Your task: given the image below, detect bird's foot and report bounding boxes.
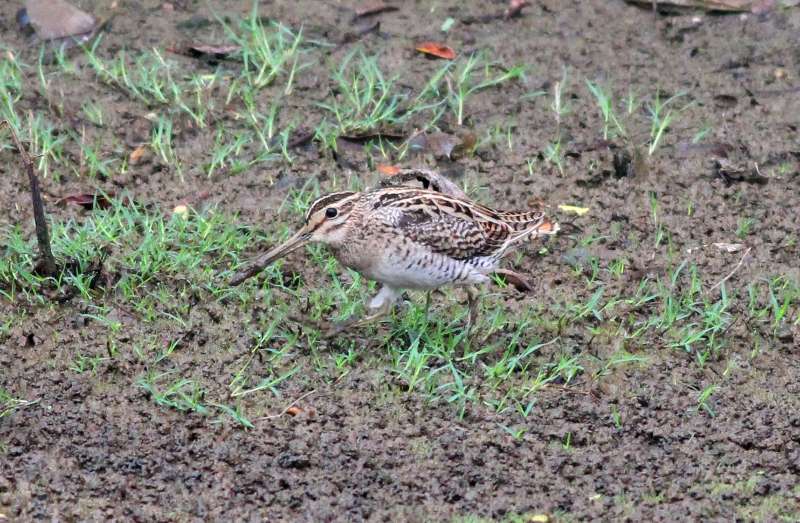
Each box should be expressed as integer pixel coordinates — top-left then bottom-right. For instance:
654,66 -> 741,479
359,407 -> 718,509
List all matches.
322,299 -> 397,338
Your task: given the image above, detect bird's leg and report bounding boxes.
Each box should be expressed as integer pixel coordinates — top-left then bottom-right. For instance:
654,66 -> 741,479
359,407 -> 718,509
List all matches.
424,291 -> 432,320
356,287 -> 397,325
325,285 -> 400,336
465,285 -> 480,337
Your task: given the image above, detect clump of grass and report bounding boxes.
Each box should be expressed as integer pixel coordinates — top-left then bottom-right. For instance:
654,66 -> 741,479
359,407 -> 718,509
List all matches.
222,6 -> 307,92
0,387 -> 39,419
647,90 -> 687,156
316,50 -> 405,146
150,115 -> 182,180
84,41 -> 216,128
585,79 -> 626,140
445,53 -> 525,126
580,80 -> 694,159
543,68 -> 569,174
0,197 -> 254,306
1,55 -> 68,178
137,371 -> 209,414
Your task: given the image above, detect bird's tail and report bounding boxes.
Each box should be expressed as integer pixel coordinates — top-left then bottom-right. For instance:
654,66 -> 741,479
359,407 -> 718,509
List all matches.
533,217 -> 559,236
498,215 -> 559,256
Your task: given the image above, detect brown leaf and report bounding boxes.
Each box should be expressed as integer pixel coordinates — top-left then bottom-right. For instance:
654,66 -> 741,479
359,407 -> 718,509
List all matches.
339,130 -> 407,142
427,132 -> 460,158
354,1 -> 398,17
186,43 -> 240,59
625,0 -> 775,12
415,42 -> 456,60
22,0 -> 96,40
492,269 -> 534,292
341,20 -> 381,44
57,193 -> 114,210
452,132 -> 476,158
129,145 -> 147,164
505,0 -> 530,18
408,131 -> 475,159
376,164 -> 401,176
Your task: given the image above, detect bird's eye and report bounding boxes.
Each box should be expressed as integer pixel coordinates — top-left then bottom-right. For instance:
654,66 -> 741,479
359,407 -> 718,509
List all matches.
325,207 -> 338,218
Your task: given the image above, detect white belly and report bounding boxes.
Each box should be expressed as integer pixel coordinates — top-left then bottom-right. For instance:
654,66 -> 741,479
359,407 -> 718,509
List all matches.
358,249 -> 493,290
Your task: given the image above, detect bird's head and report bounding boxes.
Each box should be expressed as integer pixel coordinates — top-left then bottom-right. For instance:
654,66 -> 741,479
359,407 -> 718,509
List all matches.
256,191 -> 360,265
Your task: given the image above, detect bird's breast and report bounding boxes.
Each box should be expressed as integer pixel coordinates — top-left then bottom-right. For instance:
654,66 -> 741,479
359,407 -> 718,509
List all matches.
331,238 -> 493,290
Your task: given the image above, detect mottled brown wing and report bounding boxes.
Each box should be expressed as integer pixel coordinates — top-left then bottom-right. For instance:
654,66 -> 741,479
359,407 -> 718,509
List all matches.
376,168 -> 468,200
372,191 -> 513,260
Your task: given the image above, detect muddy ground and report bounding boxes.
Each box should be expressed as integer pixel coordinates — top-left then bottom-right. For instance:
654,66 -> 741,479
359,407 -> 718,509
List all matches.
2,0 -> 800,521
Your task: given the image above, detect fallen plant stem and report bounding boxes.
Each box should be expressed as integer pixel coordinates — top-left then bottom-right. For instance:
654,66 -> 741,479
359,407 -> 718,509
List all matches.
543,383 -> 597,398
259,389 -> 317,421
708,247 -> 751,294
1,120 -> 57,276
0,398 -> 41,419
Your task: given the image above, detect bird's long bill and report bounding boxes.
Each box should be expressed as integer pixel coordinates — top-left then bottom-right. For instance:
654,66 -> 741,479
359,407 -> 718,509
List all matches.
229,227 -> 310,286
256,227 -> 312,267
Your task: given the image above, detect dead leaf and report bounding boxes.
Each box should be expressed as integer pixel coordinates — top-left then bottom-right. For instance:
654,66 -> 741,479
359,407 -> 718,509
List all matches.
713,94 -> 738,109
408,131 -> 475,159
624,0 -> 787,12
452,132 -> 477,158
341,19 -> 381,44
424,132 -> 460,158
558,204 -> 590,216
185,43 -> 240,59
286,406 -> 302,416
129,145 -> 147,164
57,193 -> 114,210
339,129 -> 407,142
20,0 -> 96,40
376,164 -> 401,176
354,1 -> 398,17
505,0 -> 530,17
415,42 -> 456,60
492,269 -> 534,292
535,219 -> 559,235
713,242 -> 745,253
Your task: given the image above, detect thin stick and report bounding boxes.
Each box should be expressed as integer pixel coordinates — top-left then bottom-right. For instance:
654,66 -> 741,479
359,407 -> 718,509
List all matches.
1,121 -> 57,276
258,389 -> 317,421
709,247 -> 751,293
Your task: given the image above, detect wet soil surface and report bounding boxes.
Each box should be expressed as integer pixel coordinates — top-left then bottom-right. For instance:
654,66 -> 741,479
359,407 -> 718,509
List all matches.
2,0 -> 800,521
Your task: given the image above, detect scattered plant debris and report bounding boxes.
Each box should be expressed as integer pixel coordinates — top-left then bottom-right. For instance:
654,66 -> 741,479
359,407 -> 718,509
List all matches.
1,121 -> 57,276
354,1 -> 398,18
558,204 -> 590,216
18,0 -> 98,45
415,42 -> 456,60
57,193 -> 115,211
625,0 -> 797,12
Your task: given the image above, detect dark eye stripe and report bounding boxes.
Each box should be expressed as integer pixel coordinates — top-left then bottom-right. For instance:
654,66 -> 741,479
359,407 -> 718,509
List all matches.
305,192 -> 356,222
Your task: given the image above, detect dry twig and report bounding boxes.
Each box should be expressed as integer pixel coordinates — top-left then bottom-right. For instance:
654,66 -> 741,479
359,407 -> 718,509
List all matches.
1,120 -> 57,276
258,390 -> 317,421
709,247 -> 752,293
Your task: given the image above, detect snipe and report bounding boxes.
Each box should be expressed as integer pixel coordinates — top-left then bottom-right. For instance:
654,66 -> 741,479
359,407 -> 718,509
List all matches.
231,169 -> 558,332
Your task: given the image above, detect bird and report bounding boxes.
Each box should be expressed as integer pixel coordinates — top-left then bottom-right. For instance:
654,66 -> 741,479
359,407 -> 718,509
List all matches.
231,169 -> 558,334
